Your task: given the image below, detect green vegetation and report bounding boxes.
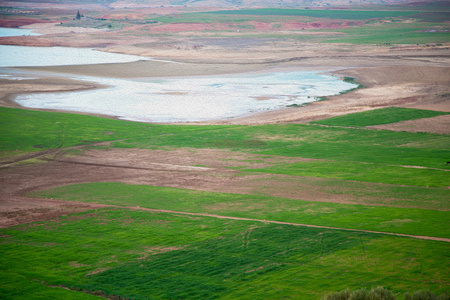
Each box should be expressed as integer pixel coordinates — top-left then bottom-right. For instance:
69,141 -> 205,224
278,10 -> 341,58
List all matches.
2,107 -> 449,185
405,290 -> 450,300
59,19 -> 124,31
323,287 -> 450,300
152,13 -> 267,24
112,123 -> 449,173
210,8 -> 420,20
247,160 -> 449,187
2,1 -> 450,298
145,7 -> 450,45
2,106 -> 449,298
322,287 -> 396,300
29,182 -> 450,238
311,107 -> 449,127
1,208 -> 449,299
326,22 -> 450,44
0,107 -> 210,155
342,76 -> 365,89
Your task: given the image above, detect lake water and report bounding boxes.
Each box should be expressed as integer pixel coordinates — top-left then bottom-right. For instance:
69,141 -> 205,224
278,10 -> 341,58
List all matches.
0,27 -> 152,67
0,45 -> 153,67
0,27 -> 40,37
14,71 -> 356,122
1,27 -> 357,122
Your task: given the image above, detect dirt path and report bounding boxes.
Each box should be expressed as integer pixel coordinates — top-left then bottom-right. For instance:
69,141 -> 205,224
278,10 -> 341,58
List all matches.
125,206 -> 450,243
2,195 -> 448,243
1,146 -> 447,216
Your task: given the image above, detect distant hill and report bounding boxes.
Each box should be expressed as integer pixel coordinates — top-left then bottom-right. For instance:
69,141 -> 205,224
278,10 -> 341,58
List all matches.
2,0 -> 440,9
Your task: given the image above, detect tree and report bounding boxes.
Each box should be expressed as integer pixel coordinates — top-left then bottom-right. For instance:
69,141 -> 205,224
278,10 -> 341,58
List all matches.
76,11 -> 81,20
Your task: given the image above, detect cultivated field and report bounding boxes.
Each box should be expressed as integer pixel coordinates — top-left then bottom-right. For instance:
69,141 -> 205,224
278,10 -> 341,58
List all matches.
1,1 -> 449,299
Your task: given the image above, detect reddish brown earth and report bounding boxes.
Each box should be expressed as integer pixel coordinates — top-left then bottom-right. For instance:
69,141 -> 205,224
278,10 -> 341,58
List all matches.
0,17 -> 49,28
1,145 -> 448,230
141,20 -> 362,33
0,35 -> 57,46
368,114 -> 450,134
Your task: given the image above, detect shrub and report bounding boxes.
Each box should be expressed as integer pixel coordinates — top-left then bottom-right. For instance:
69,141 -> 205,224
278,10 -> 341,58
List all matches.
323,288 -> 449,300
404,290 -> 450,300
323,287 -> 394,300
367,287 -> 396,300
324,289 -> 351,300
349,288 -> 368,300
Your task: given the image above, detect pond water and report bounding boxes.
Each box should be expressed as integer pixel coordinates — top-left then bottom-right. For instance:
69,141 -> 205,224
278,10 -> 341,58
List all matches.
14,71 -> 357,123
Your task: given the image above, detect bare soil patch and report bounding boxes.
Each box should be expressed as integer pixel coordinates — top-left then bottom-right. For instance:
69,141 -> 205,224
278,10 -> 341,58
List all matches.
368,114 -> 450,134
0,196 -> 107,228
1,146 -> 446,227
141,19 -> 361,33
0,17 -> 49,28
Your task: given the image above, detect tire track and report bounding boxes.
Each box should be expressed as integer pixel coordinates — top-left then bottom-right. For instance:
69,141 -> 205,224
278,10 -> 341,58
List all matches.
41,157 -> 214,172
0,139 -> 126,168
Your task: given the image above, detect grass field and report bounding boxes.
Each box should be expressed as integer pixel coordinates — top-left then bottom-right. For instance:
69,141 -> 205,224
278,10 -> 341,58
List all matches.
311,107 -> 449,127
326,22 -> 450,44
28,182 -> 450,238
149,8 -> 450,45
153,9 -> 419,24
1,106 -> 449,298
209,8 -> 421,20
0,107 -> 209,156
1,0 -> 450,297
1,208 -> 449,299
59,19 -> 124,31
3,107 -> 449,177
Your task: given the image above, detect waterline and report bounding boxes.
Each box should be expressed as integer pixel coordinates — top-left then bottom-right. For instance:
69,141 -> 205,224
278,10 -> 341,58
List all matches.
14,71 -> 357,123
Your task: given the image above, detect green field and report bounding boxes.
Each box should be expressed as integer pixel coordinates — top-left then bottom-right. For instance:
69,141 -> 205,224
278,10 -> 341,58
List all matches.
59,19 -> 124,31
112,5 -> 450,45
1,209 -> 449,300
210,8 -> 420,20
28,182 -> 450,238
0,107 -> 207,156
311,107 -> 449,127
325,21 -> 450,44
1,106 -> 449,299
154,9 -> 419,24
150,7 -> 450,45
1,1 -> 450,297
